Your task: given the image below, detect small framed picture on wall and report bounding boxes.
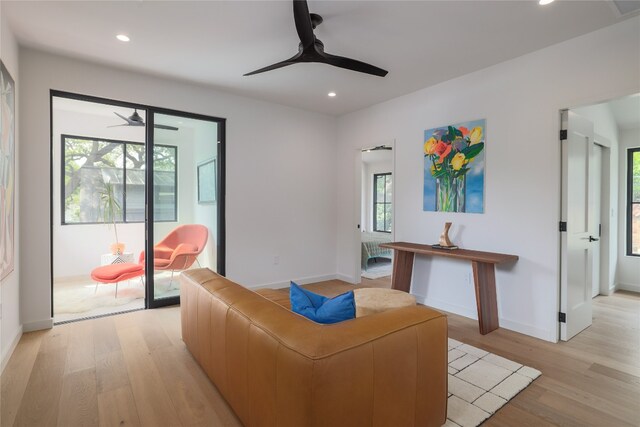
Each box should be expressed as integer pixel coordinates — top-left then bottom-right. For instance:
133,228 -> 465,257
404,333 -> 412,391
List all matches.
197,158 -> 216,204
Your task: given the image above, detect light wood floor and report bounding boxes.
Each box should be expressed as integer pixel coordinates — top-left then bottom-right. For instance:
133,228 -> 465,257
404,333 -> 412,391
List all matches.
1,278 -> 638,427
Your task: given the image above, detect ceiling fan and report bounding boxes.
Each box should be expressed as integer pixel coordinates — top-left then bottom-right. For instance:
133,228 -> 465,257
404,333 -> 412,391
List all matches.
362,145 -> 392,152
109,110 -> 179,131
244,0 -> 388,77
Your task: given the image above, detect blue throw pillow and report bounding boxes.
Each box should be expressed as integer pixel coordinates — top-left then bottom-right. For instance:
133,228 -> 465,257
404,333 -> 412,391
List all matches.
289,282 -> 355,324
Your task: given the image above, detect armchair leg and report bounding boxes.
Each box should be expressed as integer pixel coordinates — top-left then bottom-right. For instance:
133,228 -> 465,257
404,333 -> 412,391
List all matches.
115,282 -> 119,298
94,282 -> 99,294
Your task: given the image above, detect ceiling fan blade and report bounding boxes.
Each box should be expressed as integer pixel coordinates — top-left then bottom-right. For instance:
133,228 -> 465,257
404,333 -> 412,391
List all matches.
244,51 -> 302,76
113,111 -> 130,122
154,124 -> 179,131
107,124 -> 130,128
293,0 -> 315,48
318,51 -> 388,77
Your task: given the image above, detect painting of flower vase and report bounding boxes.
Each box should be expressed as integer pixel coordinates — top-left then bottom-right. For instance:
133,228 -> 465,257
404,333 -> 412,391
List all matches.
423,119 -> 485,213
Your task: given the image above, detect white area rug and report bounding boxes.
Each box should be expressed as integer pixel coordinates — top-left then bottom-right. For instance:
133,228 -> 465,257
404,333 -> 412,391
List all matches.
361,258 -> 392,279
53,272 -> 180,323
54,279 -> 145,322
445,338 -> 541,427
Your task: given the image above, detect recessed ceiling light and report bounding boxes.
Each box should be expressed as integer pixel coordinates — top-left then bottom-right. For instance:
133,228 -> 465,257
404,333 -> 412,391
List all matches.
116,34 -> 130,42
328,92 -> 337,97
539,0 -> 554,5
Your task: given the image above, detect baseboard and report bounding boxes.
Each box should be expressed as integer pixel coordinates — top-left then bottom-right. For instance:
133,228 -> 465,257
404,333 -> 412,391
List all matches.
414,294 -> 478,320
23,318 -> 54,332
414,294 -> 555,342
616,282 -> 640,293
1,325 -> 23,374
498,318 -> 555,342
336,273 -> 358,284
248,274 -> 339,290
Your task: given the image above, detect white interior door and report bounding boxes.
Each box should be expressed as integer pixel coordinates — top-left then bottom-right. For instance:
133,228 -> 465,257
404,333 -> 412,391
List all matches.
560,110 -> 597,341
591,145 -> 602,298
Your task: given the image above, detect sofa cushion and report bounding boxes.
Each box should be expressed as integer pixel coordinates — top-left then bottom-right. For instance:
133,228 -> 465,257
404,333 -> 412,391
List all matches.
289,282 -> 355,324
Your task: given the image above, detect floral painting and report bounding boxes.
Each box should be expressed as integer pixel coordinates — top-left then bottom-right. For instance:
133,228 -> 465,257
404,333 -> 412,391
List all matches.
0,61 -> 15,281
423,119 -> 485,213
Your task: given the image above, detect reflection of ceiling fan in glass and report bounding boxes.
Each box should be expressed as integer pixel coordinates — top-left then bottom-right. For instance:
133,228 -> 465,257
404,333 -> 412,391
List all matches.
108,109 -> 179,131
362,145 -> 392,152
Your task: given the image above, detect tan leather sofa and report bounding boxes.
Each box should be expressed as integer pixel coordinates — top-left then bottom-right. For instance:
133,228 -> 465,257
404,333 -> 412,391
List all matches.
181,268 -> 448,427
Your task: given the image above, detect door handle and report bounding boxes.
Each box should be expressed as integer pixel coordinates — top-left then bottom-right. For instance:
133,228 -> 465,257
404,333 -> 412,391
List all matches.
588,236 -> 599,242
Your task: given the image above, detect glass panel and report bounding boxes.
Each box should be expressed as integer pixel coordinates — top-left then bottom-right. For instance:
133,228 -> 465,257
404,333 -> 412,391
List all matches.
375,175 -> 384,202
153,145 -> 177,221
385,174 -> 392,202
63,137 -> 124,223
53,97 -> 146,323
385,203 -> 392,232
632,204 -> 640,255
152,113 -> 218,302
125,143 -> 146,222
633,151 -> 640,203
376,204 -> 385,231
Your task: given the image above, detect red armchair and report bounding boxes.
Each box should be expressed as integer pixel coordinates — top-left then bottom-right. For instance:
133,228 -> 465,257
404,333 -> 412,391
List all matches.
140,224 -> 209,279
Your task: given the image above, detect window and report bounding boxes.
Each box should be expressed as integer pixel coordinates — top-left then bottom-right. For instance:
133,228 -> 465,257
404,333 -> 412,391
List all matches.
62,135 -> 177,224
628,147 -> 640,256
373,173 -> 392,233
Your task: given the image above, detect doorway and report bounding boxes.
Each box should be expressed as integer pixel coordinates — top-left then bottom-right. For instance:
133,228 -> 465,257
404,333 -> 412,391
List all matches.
559,92 -> 640,341
357,144 -> 394,283
50,92 -> 226,321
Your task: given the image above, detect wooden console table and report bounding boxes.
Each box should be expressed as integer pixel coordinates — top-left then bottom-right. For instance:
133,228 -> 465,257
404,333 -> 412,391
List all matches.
379,242 -> 518,335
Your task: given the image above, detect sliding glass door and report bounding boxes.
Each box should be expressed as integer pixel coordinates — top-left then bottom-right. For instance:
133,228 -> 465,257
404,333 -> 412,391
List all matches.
146,109 -> 225,308
50,91 -> 226,319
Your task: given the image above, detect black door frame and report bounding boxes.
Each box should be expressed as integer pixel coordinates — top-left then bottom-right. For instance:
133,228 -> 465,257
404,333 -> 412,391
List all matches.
49,90 -> 226,314
145,107 -> 226,308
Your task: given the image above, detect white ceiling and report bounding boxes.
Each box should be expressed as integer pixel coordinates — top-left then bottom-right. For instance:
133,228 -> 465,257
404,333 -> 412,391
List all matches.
4,1 -> 634,116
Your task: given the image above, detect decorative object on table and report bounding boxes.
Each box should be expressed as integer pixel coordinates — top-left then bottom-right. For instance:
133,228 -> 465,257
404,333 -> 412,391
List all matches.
101,252 -> 135,266
197,158 -> 216,204
0,61 -> 15,281
433,221 -> 458,250
99,181 -> 124,255
423,119 -> 486,213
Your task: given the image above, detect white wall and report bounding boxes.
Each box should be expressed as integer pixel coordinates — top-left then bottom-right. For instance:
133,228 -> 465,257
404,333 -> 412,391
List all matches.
0,9 -> 21,372
572,103 -> 619,294
336,17 -> 640,342
618,128 -> 640,292
19,48 -> 337,331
